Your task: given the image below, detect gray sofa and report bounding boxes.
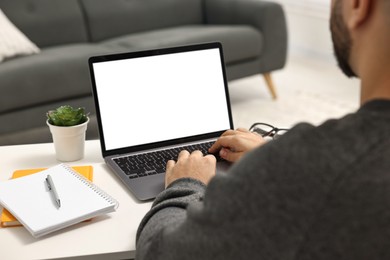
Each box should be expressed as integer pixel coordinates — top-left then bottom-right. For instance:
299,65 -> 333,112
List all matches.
0,0 -> 287,146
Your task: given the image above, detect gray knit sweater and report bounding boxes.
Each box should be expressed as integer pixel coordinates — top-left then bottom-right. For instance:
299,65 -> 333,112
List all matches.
136,100 -> 390,260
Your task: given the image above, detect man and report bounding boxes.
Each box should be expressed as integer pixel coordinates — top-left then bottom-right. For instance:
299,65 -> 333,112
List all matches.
136,0 -> 390,259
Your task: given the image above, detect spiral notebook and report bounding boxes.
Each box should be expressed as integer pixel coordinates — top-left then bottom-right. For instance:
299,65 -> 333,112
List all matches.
1,165 -> 94,227
0,164 -> 119,238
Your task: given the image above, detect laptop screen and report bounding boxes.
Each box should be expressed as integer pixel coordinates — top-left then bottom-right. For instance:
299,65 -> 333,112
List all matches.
90,44 -> 232,152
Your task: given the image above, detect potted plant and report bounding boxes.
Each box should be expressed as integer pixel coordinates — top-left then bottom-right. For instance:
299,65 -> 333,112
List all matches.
46,105 -> 89,162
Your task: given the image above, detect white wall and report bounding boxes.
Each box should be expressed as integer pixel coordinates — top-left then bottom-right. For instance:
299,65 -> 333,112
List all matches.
272,0 -> 335,62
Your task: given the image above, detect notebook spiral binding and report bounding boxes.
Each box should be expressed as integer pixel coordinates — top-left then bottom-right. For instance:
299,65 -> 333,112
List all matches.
62,164 -> 119,208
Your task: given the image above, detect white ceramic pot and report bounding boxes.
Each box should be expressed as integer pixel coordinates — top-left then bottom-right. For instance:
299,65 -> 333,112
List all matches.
47,118 -> 89,162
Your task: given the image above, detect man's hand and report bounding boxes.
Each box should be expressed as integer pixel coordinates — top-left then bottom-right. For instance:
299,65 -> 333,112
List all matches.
209,128 -> 265,162
165,150 -> 216,188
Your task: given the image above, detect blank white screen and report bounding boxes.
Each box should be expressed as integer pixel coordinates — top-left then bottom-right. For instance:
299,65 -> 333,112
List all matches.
93,48 -> 231,151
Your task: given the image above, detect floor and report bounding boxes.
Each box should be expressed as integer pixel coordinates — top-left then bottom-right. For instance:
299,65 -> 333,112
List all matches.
228,54 -> 361,130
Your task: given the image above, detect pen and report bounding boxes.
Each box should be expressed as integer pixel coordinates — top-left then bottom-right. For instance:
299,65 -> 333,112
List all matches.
45,175 -> 61,208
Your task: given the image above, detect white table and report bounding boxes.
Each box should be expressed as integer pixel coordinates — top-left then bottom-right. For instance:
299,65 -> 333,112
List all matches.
0,140 -> 152,260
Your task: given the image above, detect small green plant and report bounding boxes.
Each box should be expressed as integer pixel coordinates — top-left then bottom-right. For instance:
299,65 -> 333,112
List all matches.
47,105 -> 89,126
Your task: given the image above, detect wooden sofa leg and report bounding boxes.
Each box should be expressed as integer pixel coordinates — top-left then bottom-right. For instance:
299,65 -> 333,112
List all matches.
263,73 -> 277,99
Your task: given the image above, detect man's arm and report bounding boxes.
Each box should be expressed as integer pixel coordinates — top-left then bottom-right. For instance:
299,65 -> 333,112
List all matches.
135,124 -> 325,260
137,128 -> 264,255
136,149 -> 215,258
136,178 -> 207,259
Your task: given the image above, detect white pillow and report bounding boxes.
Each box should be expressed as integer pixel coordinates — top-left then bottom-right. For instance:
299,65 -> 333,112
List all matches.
0,8 -> 40,62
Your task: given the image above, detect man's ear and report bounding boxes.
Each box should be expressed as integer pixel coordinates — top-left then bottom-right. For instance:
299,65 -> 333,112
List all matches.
348,0 -> 373,29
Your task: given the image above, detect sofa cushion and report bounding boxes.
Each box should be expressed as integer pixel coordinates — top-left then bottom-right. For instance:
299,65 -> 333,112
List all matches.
0,8 -> 40,62
81,0 -> 204,42
0,0 -> 88,48
101,25 -> 263,64
0,97 -> 99,145
0,44 -> 112,114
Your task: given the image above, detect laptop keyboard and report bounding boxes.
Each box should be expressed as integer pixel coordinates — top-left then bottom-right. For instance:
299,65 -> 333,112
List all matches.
113,141 -> 219,179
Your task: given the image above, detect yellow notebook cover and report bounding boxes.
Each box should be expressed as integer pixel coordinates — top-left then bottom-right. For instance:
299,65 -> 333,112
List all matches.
0,166 -> 93,227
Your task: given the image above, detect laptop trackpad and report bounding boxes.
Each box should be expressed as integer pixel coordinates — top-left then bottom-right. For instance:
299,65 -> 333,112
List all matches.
130,173 -> 165,201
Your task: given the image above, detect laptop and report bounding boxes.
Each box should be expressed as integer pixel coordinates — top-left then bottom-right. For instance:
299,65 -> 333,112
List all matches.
88,42 -> 233,201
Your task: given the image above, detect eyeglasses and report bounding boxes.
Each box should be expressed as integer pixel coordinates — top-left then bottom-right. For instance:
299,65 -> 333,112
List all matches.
249,123 -> 289,140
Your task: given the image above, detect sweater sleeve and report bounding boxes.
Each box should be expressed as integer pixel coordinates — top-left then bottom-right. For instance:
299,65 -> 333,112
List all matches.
135,123 -> 326,260
135,178 -> 207,259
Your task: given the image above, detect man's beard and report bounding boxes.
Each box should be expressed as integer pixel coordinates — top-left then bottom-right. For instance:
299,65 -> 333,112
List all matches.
330,0 -> 357,78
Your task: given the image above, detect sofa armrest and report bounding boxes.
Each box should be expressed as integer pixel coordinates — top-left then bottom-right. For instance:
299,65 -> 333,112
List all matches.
204,0 -> 288,72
